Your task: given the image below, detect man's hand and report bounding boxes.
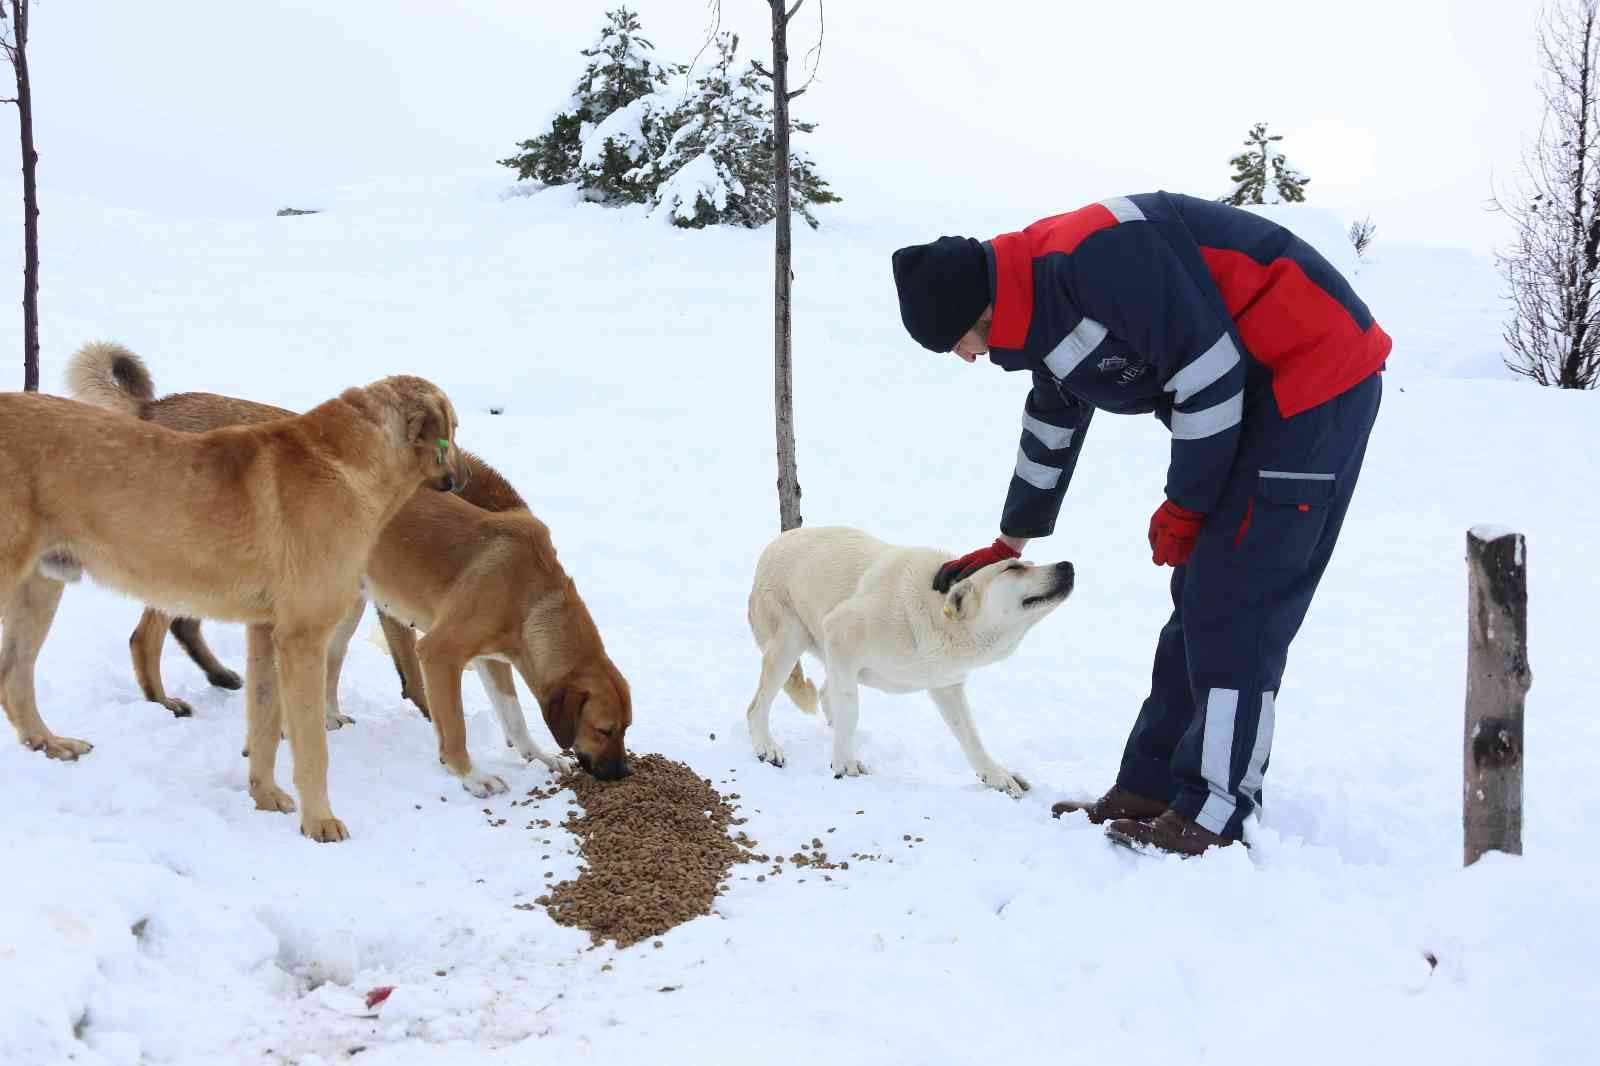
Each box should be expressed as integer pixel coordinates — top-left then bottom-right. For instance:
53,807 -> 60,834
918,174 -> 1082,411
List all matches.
932,538 -> 1021,592
1148,500 -> 1206,567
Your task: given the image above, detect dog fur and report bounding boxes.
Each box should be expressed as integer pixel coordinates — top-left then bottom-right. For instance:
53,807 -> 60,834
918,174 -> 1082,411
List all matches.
68,342 -> 632,797
744,526 -> 1074,796
71,345 -> 369,726
2,342 -> 464,841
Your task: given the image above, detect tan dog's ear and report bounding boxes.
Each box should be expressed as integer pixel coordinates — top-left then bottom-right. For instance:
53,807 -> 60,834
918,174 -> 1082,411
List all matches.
542,684 -> 583,751
405,404 -> 432,445
942,581 -> 980,622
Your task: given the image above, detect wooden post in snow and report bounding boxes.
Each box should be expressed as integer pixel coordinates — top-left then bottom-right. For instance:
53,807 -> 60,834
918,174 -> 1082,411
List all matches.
1464,526 -> 1530,866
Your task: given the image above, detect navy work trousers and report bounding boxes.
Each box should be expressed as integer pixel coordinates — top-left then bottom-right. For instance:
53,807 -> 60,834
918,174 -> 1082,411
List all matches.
1116,372 -> 1383,839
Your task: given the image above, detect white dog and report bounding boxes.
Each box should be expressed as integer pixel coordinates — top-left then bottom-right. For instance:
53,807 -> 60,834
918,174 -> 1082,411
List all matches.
744,526 -> 1074,796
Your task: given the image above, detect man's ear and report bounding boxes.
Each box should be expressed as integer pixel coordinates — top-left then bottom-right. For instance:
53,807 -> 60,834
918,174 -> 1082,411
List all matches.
942,581 -> 980,622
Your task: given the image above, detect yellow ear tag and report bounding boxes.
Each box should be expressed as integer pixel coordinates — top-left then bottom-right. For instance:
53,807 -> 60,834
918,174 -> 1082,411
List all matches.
942,603 -> 956,620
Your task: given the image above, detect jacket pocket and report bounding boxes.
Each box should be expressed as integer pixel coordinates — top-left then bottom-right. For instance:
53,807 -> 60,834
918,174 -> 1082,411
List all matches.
1236,471 -> 1336,571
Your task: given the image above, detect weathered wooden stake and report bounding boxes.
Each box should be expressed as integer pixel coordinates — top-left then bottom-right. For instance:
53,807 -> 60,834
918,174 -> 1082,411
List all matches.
1464,526 -> 1530,866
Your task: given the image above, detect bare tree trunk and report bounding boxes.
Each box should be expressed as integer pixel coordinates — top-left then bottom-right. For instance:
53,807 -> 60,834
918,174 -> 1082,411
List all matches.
15,0 -> 36,392
1464,527 -> 1530,866
1494,0 -> 1600,389
770,0 -> 802,531
2,0 -> 38,391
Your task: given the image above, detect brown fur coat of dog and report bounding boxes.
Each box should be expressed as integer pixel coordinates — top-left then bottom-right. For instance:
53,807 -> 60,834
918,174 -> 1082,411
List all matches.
67,342 -> 632,800
1,344 -> 463,841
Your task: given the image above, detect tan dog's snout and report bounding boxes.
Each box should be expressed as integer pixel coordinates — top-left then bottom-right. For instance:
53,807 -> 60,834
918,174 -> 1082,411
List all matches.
434,441 -> 469,494
405,389 -> 465,494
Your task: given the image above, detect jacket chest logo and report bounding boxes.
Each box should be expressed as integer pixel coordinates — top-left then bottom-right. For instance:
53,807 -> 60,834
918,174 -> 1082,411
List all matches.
1096,354 -> 1147,385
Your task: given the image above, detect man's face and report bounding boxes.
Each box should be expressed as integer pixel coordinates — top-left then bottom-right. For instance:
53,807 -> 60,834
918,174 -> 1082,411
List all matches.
951,306 -> 994,363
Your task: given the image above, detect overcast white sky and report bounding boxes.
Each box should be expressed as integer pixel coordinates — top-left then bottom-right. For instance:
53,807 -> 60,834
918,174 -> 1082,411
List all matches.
5,0 -> 1546,251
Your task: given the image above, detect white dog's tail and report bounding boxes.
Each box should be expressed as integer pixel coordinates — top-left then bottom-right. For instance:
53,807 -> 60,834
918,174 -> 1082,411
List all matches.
784,663 -> 819,714
66,340 -> 155,416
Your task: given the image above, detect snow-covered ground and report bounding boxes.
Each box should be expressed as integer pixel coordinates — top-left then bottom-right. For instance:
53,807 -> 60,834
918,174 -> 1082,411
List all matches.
2,176 -> 1596,1066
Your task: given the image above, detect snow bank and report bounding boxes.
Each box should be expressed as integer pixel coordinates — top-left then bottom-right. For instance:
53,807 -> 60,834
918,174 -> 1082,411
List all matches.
0,179 -> 1589,1066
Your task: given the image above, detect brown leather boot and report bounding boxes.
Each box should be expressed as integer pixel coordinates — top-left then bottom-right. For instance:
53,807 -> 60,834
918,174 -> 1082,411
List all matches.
1050,786 -> 1167,825
1104,809 -> 1240,857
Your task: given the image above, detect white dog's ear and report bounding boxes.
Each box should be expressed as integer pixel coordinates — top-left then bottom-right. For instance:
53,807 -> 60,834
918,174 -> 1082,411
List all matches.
942,581 -> 980,622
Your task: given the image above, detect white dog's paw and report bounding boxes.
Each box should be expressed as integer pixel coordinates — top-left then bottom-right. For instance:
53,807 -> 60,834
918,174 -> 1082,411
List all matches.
980,766 -> 1030,798
831,756 -> 867,778
324,711 -> 355,731
752,738 -> 787,768
460,769 -> 509,798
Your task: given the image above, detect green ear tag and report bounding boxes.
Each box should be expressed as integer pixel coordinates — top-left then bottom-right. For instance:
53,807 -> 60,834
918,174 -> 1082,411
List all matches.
436,438 -> 450,462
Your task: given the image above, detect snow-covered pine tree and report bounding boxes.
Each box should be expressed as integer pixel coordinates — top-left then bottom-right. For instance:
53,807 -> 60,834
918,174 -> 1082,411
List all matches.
1220,123 -> 1309,206
498,6 -> 677,198
576,89 -> 679,204
650,32 -> 838,229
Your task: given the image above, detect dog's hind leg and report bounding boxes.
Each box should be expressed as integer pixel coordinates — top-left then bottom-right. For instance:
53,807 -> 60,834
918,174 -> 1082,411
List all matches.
129,608 -> 196,718
378,610 -> 430,720
475,658 -> 569,774
927,683 -> 1029,798
745,613 -> 809,768
0,572 -> 90,759
320,596 -> 366,730
169,616 -> 243,691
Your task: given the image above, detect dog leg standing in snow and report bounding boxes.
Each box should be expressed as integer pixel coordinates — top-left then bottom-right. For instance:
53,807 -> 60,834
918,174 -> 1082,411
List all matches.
893,193 -> 1388,856
744,526 -> 1073,796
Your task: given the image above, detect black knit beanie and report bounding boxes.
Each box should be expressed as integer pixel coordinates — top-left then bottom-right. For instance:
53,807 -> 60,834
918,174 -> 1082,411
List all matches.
891,236 -> 990,352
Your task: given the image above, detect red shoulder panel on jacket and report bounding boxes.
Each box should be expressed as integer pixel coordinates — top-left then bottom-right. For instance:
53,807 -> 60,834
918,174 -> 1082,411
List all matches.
989,203 -> 1120,351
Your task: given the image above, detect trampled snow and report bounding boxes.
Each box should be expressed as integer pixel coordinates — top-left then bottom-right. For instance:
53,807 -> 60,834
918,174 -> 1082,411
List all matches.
1,174 -> 1596,1066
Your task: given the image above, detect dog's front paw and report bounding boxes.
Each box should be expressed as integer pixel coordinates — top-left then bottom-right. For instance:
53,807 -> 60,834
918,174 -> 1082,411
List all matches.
25,732 -> 93,760
981,766 -> 1030,798
301,815 -> 350,843
752,739 -> 786,768
207,667 -> 244,691
831,757 -> 867,778
504,731 -> 564,772
526,748 -> 575,775
324,710 -> 355,730
250,783 -> 297,813
158,697 -> 195,719
460,769 -> 509,798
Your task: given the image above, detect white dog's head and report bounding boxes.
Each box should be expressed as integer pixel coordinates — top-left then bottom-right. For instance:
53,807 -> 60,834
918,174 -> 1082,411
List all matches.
941,558 -> 1074,632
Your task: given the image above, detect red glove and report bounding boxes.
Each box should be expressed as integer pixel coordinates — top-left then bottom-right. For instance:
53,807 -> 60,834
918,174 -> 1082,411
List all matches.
1148,500 -> 1206,567
933,537 -> 1020,592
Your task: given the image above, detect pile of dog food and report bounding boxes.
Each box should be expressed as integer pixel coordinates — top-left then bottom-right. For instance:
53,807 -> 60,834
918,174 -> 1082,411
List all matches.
532,754 -> 756,947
